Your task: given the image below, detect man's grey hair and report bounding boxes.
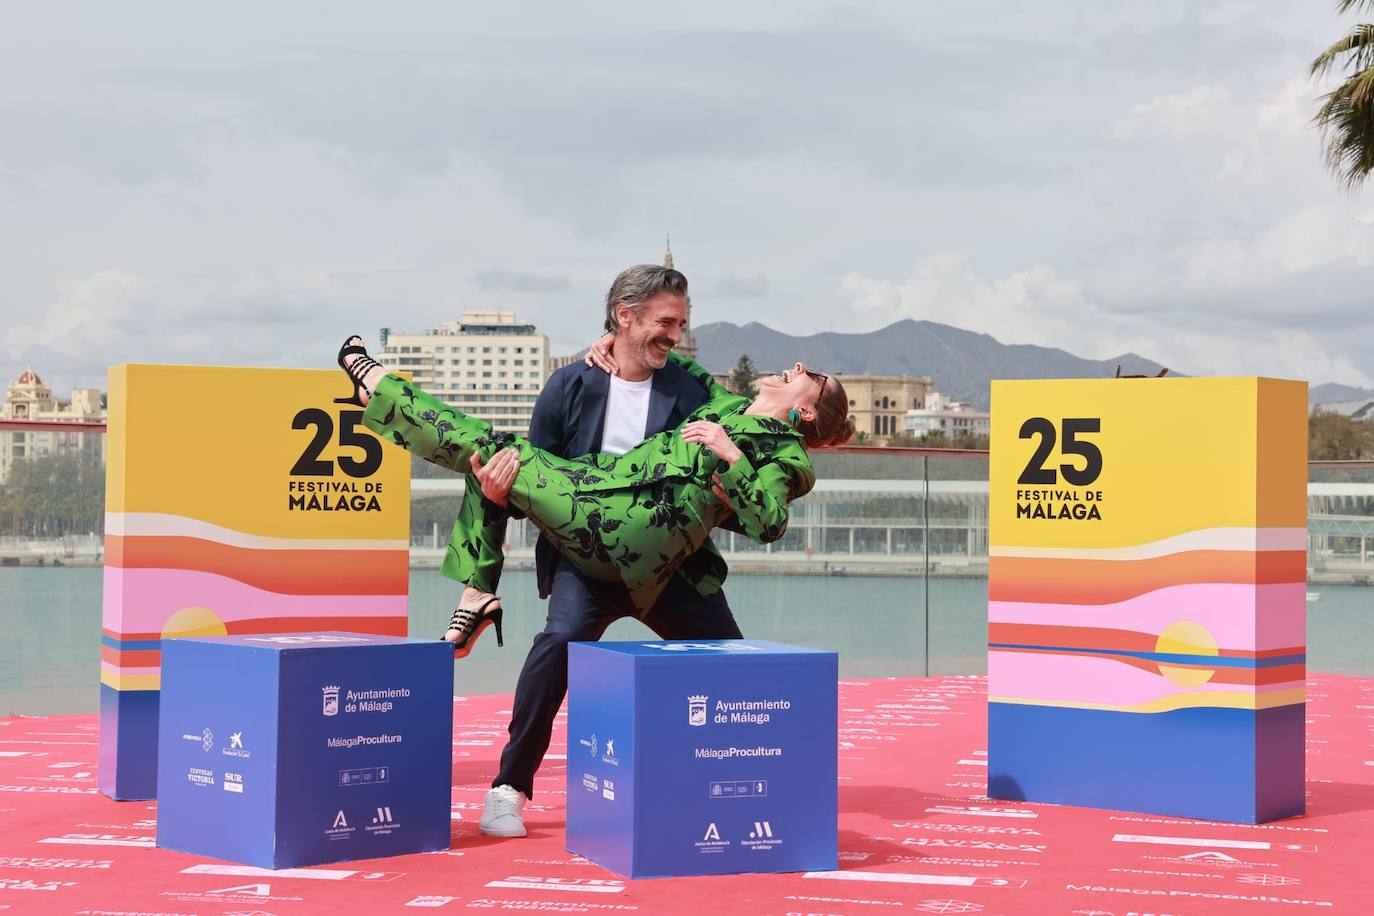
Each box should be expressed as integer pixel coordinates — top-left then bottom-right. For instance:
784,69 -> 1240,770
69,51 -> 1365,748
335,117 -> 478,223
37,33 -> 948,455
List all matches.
603,265 -> 690,333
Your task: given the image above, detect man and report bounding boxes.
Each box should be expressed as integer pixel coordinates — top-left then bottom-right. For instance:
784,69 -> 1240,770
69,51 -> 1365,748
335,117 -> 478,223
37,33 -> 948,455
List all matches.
471,264 -> 741,838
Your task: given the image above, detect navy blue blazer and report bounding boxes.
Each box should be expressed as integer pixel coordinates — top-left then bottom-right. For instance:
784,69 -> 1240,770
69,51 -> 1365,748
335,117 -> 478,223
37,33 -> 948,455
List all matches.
528,358 -> 714,597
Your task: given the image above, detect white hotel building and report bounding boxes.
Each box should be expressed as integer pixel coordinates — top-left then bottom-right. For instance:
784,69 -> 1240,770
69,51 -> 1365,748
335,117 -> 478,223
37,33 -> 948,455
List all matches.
903,391 -> 990,440
378,310 -> 549,435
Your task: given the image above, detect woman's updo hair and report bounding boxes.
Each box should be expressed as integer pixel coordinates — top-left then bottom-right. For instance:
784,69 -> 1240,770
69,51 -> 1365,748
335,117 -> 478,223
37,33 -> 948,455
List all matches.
796,375 -> 856,448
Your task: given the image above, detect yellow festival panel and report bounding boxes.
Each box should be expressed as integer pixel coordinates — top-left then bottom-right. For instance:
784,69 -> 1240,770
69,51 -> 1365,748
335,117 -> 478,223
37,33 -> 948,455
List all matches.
106,364 -> 409,539
987,375 -> 1308,824
100,364 -> 412,800
994,377 -> 1277,547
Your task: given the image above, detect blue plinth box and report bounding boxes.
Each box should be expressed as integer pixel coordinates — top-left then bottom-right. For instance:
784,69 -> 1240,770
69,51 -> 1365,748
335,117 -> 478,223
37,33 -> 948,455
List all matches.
566,640 -> 838,878
155,632 -> 453,868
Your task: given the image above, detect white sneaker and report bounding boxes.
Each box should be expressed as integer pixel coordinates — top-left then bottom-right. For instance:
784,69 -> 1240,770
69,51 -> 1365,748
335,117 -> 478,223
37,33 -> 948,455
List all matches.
479,784 -> 528,838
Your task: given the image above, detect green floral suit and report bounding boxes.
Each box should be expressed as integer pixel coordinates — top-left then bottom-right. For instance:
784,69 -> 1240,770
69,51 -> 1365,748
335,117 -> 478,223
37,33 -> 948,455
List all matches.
362,353 -> 816,614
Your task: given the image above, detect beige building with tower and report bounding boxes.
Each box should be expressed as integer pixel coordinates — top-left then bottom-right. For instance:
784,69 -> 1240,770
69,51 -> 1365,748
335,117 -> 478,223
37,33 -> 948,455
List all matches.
714,367 -> 935,445
0,368 -> 107,482
828,373 -> 936,443
378,310 -> 549,435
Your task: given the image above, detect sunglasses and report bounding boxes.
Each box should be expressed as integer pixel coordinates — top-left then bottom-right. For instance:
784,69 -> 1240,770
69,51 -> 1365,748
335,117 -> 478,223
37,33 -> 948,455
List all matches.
804,368 -> 830,386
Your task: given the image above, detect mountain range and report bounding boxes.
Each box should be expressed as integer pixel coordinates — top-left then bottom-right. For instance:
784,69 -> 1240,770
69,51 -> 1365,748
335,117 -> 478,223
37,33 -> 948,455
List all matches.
1309,382 -> 1374,406
693,319 -> 1170,409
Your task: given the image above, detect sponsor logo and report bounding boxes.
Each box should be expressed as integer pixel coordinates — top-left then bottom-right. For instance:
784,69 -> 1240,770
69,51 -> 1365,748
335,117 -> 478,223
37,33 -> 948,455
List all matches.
902,837 -> 1046,854
901,822 -> 1040,836
327,809 -> 355,842
1237,874 -> 1301,886
742,820 -> 782,851
914,902 -> 983,914
187,767 -> 215,788
201,729 -> 214,752
694,746 -> 782,760
709,779 -> 768,799
0,878 -> 77,891
37,833 -> 155,849
484,876 -> 625,894
181,864 -> 401,882
695,822 -> 730,855
926,804 -> 1037,819
579,734 -> 599,758
803,872 -> 1025,889
223,772 -> 244,793
405,897 -> 456,908
1112,834 -> 1317,852
709,697 -> 791,725
339,765 -> 389,786
323,686 -> 341,717
0,856 -> 113,870
600,738 -> 619,767
366,806 -> 399,837
1065,883 -> 1335,908
642,642 -> 761,652
581,773 -> 599,793
688,695 -> 708,726
326,734 -> 402,749
209,884 -> 269,896
222,731 -> 251,760
602,779 -> 615,801
247,635 -> 367,644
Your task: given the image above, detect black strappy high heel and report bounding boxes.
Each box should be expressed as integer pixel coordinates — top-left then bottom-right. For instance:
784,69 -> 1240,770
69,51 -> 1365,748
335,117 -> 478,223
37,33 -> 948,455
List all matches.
336,335 -> 384,407
444,596 -> 505,659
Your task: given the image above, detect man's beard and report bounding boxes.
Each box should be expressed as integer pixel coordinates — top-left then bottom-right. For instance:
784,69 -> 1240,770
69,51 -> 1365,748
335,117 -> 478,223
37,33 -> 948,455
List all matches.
634,333 -> 674,369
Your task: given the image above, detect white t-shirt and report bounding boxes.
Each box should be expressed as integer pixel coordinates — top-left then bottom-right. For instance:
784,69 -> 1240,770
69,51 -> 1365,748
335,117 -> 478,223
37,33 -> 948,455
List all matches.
601,374 -> 654,456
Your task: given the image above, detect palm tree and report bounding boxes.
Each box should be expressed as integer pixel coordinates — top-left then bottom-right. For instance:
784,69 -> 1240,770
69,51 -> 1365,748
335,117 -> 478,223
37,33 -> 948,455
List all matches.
1311,1 -> 1374,188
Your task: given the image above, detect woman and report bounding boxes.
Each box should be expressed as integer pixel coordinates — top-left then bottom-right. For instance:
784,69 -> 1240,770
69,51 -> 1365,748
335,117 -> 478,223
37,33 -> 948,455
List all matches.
337,335 -> 855,653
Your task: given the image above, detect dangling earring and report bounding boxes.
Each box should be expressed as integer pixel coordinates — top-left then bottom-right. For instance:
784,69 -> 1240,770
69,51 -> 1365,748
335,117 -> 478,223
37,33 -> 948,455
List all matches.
788,409 -> 801,426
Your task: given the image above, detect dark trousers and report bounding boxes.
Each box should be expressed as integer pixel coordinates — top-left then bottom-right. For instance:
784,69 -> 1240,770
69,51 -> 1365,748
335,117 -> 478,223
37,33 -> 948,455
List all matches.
494,555 -> 742,798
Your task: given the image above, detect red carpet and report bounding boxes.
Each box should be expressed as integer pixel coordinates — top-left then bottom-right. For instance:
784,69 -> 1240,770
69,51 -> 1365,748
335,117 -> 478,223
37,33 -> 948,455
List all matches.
1,675 -> 1370,914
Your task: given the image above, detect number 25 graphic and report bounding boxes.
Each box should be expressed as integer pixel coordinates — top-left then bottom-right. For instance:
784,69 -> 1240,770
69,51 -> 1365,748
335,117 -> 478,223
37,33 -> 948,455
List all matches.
1017,417 -> 1102,486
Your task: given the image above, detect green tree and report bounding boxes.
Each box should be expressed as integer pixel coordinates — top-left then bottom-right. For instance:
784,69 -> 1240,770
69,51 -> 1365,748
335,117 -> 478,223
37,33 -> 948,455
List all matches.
1311,1 -> 1374,188
1309,408 -> 1374,459
730,354 -> 759,399
0,450 -> 104,537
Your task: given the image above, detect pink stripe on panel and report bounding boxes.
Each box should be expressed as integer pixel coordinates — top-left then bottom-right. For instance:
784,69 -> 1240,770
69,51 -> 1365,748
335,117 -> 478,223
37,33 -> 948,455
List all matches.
1255,583 -> 1309,653
989,583 -> 1307,650
107,568 -> 409,634
988,650 -> 1256,707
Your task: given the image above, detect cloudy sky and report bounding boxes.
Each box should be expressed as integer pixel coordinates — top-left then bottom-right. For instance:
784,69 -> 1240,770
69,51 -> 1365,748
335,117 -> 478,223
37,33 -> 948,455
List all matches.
4,1 -> 1373,396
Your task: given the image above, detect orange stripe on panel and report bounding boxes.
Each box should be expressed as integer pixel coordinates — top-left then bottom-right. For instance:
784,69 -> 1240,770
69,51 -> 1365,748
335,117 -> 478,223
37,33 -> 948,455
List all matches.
105,535 -> 408,596
101,646 -> 161,667
988,551 -> 1305,604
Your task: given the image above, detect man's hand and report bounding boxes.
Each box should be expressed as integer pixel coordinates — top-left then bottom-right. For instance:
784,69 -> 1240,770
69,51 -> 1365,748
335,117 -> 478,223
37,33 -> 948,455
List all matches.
584,332 -> 618,374
470,447 -> 520,508
681,420 -> 743,466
